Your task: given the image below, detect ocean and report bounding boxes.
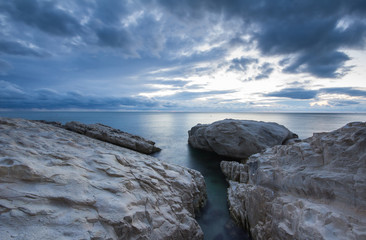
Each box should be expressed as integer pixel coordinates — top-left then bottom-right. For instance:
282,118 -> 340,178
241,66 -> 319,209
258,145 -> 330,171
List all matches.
1,111 -> 365,240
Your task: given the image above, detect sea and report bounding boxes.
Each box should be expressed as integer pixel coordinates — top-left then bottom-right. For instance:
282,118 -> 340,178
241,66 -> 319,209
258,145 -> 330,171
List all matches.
1,111 -> 365,240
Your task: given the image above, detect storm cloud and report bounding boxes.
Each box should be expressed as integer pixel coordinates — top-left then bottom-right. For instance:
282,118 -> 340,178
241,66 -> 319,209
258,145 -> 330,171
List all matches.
159,0 -> 366,78
0,0 -> 365,111
0,0 -> 82,37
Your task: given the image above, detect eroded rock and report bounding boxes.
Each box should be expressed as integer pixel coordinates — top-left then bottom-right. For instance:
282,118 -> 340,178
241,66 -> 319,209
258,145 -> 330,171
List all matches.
65,121 -> 161,154
0,118 -> 206,240
221,122 -> 366,239
188,119 -> 297,159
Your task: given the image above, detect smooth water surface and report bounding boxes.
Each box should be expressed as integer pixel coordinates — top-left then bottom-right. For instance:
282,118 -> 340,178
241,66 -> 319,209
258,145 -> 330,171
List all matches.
1,111 -> 365,239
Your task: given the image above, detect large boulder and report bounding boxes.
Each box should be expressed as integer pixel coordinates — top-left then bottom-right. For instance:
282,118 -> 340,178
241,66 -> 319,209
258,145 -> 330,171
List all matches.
221,122 -> 366,240
64,121 -> 161,154
188,119 -> 297,159
0,118 -> 206,240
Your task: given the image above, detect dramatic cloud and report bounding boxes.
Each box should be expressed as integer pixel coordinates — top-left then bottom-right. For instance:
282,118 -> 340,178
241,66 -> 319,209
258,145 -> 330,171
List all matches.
0,0 -> 82,37
0,81 -> 160,110
0,0 -> 365,111
229,57 -> 258,72
96,27 -> 132,49
0,40 -> 49,57
159,0 -> 366,78
163,89 -> 237,101
265,87 -> 366,100
265,88 -> 318,100
321,87 -> 366,97
255,62 -> 274,80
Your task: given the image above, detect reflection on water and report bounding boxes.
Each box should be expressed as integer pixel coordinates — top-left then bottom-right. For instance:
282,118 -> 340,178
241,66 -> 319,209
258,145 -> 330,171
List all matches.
1,111 -> 365,240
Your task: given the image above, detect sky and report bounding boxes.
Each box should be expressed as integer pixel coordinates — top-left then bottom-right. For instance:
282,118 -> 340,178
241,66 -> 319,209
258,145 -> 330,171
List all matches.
1,0 -> 366,112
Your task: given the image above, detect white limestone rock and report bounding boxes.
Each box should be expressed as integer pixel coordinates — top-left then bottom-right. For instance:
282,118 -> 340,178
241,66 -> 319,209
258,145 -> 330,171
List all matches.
221,122 -> 366,240
188,119 -> 297,159
64,121 -> 161,154
0,118 -> 206,240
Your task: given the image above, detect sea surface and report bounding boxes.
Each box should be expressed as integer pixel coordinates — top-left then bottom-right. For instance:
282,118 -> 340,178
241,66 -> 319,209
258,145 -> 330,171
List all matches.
1,111 -> 365,240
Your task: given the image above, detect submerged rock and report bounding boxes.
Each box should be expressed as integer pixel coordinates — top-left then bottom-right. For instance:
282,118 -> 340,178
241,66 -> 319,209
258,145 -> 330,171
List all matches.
65,121 -> 161,154
188,119 -> 297,159
0,118 -> 206,240
221,122 -> 366,239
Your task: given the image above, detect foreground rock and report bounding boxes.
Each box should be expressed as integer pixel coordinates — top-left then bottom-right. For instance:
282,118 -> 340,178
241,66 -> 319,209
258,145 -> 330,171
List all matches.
188,119 -> 297,159
0,118 -> 206,240
221,122 -> 366,240
65,121 -> 161,154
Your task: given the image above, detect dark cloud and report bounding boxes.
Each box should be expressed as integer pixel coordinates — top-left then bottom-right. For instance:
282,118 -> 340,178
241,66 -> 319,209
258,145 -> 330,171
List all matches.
0,0 -> 365,111
0,40 -> 49,57
0,0 -> 82,36
265,87 -> 366,100
248,1 -> 366,78
96,27 -> 132,49
265,88 -> 318,99
255,62 -> 274,80
0,59 -> 12,74
0,81 -> 159,110
93,0 -> 128,25
321,87 -> 366,97
159,0 -> 366,78
229,57 -> 258,72
283,50 -> 351,78
164,89 -> 237,100
2,0 -> 365,78
147,80 -> 190,87
329,100 -> 360,106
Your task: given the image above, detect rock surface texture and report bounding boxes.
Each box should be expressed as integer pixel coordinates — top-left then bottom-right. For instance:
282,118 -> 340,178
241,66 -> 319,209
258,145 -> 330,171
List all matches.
221,122 -> 366,240
188,119 -> 297,159
65,121 -> 161,154
0,118 -> 206,240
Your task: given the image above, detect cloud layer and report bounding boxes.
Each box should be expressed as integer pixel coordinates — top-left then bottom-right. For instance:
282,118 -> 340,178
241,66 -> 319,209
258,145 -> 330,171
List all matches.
0,0 -> 366,111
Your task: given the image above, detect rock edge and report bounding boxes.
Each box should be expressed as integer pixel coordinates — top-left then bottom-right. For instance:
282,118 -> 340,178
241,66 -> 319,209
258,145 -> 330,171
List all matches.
37,120 -> 161,155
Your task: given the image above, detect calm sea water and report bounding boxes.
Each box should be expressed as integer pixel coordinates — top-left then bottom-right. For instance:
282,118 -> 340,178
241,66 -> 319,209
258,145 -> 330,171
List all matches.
1,111 -> 365,240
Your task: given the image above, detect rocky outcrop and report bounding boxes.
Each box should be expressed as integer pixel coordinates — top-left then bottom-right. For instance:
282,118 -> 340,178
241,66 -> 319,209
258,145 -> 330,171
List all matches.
0,118 -> 206,240
64,121 -> 161,154
221,122 -> 366,240
188,119 -> 297,159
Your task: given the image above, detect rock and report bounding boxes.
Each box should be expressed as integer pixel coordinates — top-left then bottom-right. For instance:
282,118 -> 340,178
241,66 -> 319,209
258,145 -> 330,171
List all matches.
0,118 -> 206,240
65,121 -> 161,154
33,120 -> 63,128
188,119 -> 297,159
220,161 -> 248,183
221,122 -> 366,240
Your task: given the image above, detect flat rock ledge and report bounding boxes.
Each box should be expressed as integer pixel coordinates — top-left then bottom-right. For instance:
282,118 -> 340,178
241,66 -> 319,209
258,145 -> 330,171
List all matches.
188,119 -> 298,159
0,118 -> 207,240
220,122 -> 366,240
64,121 -> 161,154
